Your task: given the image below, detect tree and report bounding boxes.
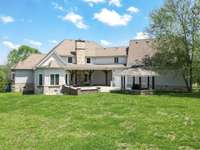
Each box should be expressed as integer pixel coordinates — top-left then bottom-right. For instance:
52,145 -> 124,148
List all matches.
149,0 -> 200,92
0,66 -> 9,92
7,45 -> 40,67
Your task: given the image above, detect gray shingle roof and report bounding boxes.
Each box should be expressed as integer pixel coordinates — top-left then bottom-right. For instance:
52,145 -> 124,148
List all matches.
54,39 -> 127,57
13,39 -> 156,70
127,39 -> 156,67
14,54 -> 45,70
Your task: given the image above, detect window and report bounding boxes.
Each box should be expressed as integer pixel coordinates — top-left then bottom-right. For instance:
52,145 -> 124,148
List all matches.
50,74 -> 59,85
86,58 -> 91,64
68,57 -> 73,63
39,74 -> 43,86
114,57 -> 119,63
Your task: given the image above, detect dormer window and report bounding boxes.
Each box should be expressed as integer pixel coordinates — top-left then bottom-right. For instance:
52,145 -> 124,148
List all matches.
68,57 -> 72,63
114,57 -> 119,63
87,58 -> 91,64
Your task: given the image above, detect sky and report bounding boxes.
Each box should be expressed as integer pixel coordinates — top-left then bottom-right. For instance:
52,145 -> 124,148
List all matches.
0,0 -> 164,64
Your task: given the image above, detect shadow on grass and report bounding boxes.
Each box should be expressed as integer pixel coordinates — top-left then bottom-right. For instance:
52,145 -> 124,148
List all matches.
111,90 -> 200,99
154,91 -> 200,99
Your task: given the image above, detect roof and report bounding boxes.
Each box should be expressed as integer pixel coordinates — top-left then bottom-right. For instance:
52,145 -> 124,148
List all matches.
121,67 -> 158,77
54,39 -> 127,57
14,54 -> 46,70
13,39 -> 156,70
65,64 -> 126,70
127,39 -> 156,67
53,39 -> 103,56
86,47 -> 127,57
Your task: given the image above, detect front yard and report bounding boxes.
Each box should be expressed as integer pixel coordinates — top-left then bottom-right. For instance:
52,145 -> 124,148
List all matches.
0,93 -> 200,149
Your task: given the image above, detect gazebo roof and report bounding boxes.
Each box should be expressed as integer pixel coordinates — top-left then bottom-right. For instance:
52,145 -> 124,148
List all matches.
121,68 -> 158,77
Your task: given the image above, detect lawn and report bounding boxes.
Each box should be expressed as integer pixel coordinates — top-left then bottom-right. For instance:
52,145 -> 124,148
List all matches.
0,93 -> 200,150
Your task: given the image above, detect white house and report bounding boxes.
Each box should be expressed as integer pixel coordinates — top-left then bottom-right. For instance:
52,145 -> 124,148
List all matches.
12,39 -> 187,95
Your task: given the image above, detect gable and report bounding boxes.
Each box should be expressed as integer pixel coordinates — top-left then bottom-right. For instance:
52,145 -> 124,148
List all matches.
37,53 -> 65,68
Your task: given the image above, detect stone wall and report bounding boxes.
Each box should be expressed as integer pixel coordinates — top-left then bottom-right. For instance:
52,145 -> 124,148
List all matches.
76,50 -> 86,64
75,40 -> 86,64
14,83 -> 34,94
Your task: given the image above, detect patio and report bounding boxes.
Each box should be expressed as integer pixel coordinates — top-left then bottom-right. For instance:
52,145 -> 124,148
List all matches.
62,85 -> 120,95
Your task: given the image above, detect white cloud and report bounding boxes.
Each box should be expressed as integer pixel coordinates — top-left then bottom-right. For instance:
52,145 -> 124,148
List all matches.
52,2 -> 65,11
26,39 -> 42,47
49,40 -> 59,44
2,41 -> 20,49
0,16 -> 14,24
100,40 -> 112,46
84,0 -> 105,6
62,11 -> 88,29
135,32 -> 150,40
94,8 -> 132,26
108,0 -> 121,7
127,6 -> 140,14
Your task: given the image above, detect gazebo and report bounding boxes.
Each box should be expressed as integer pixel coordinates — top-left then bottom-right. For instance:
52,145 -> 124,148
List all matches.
120,67 -> 158,91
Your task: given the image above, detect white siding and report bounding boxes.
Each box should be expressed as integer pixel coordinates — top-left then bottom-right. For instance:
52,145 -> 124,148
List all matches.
112,69 -> 125,87
34,68 -> 66,94
35,69 -> 65,86
15,70 -> 34,84
61,56 -> 76,64
90,57 -> 127,65
118,57 -> 127,64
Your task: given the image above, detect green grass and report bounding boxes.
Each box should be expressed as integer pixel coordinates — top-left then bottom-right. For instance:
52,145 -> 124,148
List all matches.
0,93 -> 200,150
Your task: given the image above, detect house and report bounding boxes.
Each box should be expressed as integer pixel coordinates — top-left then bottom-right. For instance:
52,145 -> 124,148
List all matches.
12,39 -> 187,95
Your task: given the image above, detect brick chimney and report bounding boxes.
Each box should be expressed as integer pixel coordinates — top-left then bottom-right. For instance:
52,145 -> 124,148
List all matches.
75,40 -> 86,64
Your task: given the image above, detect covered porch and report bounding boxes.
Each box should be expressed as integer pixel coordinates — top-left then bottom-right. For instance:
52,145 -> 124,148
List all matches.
64,64 -> 125,87
66,70 -> 112,86
120,68 -> 158,94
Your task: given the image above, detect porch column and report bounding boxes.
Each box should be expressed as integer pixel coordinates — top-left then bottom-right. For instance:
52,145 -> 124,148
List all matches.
139,77 -> 142,89
89,70 -> 94,85
147,76 -> 150,89
75,71 -> 78,85
152,76 -> 155,89
132,76 -> 135,89
124,76 -> 126,90
69,71 -> 73,85
104,70 -> 108,86
121,76 -> 126,91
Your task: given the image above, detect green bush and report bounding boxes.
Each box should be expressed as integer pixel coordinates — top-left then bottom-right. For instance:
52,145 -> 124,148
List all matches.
0,70 -> 8,92
0,81 -> 7,92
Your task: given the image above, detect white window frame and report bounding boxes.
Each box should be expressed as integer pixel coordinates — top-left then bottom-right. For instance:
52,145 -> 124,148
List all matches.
50,74 -> 59,85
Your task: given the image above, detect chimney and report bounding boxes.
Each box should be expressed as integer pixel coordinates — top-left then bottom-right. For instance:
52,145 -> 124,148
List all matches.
75,40 -> 86,64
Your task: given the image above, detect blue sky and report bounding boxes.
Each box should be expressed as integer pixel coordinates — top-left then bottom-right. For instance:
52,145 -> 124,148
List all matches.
0,0 -> 164,64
